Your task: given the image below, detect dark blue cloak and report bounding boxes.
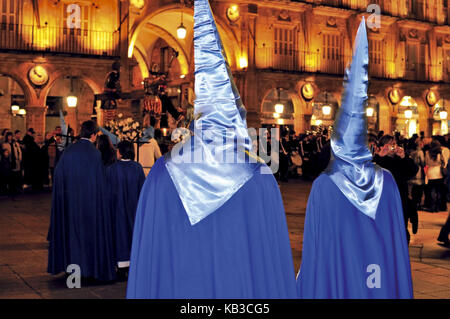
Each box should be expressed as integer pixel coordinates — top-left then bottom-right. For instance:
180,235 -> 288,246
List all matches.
106,160 -> 145,264
126,158 -> 297,299
47,139 -> 116,281
296,170 -> 413,299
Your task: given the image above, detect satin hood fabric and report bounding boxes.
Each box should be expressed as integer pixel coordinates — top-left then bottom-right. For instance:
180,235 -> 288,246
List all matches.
325,17 -> 384,220
165,0 -> 260,225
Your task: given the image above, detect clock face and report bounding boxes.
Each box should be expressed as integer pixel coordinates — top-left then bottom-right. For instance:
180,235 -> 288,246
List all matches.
389,89 -> 400,104
131,0 -> 145,10
226,5 -> 240,22
28,65 -> 49,87
426,91 -> 437,106
301,83 -> 314,100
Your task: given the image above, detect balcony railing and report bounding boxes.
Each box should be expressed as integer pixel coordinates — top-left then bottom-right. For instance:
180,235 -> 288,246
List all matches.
254,47 -> 447,82
0,24 -> 120,57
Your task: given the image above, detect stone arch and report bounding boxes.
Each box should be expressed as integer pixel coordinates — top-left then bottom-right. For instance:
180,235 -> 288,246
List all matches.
0,68 -> 35,106
129,4 -> 241,71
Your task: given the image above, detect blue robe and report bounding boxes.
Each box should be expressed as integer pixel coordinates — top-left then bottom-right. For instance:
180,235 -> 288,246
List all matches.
296,170 -> 413,299
106,160 -> 145,264
47,139 -> 116,281
126,158 -> 297,298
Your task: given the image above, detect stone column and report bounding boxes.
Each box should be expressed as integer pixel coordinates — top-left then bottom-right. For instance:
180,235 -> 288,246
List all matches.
25,106 -> 47,139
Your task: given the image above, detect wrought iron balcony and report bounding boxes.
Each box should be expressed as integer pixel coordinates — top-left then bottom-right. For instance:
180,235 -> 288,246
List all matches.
0,23 -> 120,57
254,47 -> 448,82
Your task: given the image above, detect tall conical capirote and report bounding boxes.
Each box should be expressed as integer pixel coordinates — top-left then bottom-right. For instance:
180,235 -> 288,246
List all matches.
325,17 -> 384,219
165,0 -> 260,225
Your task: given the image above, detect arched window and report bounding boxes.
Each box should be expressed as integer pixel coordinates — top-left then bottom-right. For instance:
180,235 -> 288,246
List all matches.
261,88 -> 294,127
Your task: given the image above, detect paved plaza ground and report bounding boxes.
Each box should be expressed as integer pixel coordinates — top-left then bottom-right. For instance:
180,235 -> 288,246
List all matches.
0,179 -> 449,299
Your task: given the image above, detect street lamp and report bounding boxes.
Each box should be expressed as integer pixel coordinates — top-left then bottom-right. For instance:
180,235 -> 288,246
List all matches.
274,88 -> 284,114
18,109 -> 26,116
366,106 -> 374,117
11,101 -> 20,115
322,93 -> 332,116
404,109 -> 413,119
177,12 -> 187,40
67,77 -> 78,108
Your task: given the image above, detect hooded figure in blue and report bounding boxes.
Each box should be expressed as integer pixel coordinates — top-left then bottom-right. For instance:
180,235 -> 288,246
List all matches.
48,120 -> 116,281
126,0 -> 297,299
296,18 -> 413,299
106,140 -> 145,276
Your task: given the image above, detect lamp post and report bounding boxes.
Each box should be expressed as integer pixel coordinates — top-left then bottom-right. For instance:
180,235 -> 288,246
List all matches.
177,11 -> 187,40
67,77 -> 78,108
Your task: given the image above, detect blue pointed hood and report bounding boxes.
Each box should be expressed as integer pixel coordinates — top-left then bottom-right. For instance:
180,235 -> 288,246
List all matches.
165,0 -> 260,225
325,17 -> 384,219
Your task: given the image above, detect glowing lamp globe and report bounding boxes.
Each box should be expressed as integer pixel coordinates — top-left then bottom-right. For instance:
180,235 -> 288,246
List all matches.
322,105 -> 331,116
275,103 -> 284,114
67,96 -> 78,108
177,24 -> 187,40
366,107 -> 374,117
404,109 -> 413,119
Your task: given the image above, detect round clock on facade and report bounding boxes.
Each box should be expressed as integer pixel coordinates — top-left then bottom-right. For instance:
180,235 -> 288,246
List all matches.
426,90 -> 437,106
28,65 -> 49,86
131,0 -> 146,10
301,83 -> 314,101
226,5 -> 240,23
388,89 -> 400,104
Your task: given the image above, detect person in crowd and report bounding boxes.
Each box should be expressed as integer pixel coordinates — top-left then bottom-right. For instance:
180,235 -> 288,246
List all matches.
106,140 -> 145,281
136,115 -> 162,176
279,130 -> 291,182
297,18 -> 413,298
22,128 -> 43,192
0,148 -> 12,196
154,129 -> 167,155
48,120 -> 116,282
373,134 -> 418,244
424,140 -> 447,212
2,132 -> 13,155
97,134 -> 117,167
10,131 -> 23,196
408,138 -> 426,211
437,213 -> 450,248
0,128 -> 10,145
127,0 -> 297,298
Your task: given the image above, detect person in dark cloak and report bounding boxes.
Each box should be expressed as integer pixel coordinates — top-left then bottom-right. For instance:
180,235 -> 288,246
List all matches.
106,140 -> 145,281
47,120 -> 116,282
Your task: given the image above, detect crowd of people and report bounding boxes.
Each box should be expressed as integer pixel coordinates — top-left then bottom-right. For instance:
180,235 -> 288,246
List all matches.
264,128 -> 450,247
0,121 -> 167,198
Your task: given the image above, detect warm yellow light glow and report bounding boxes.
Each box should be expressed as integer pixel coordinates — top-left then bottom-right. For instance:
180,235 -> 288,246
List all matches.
273,112 -> 280,119
275,103 -> 284,114
322,105 -> 331,116
162,128 -> 168,136
404,109 -> 413,119
239,56 -> 248,69
67,96 -> 78,108
18,109 -> 26,115
315,119 -> 323,126
177,23 -> 187,40
11,105 -> 20,113
400,96 -> 414,107
408,119 -> 417,137
128,43 -> 135,58
441,119 -> 448,135
366,107 -> 374,117
277,119 -> 284,125
180,74 -> 186,79
440,111 -> 448,120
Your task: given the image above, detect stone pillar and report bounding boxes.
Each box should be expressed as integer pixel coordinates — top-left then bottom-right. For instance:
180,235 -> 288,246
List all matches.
25,106 -> 47,139
304,114 -> 312,132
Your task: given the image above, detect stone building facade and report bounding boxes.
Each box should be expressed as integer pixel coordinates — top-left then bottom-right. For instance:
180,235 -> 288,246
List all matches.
0,0 -> 450,138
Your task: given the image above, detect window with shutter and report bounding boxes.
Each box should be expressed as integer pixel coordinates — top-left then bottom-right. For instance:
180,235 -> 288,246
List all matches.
273,27 -> 295,70
0,0 -> 19,31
